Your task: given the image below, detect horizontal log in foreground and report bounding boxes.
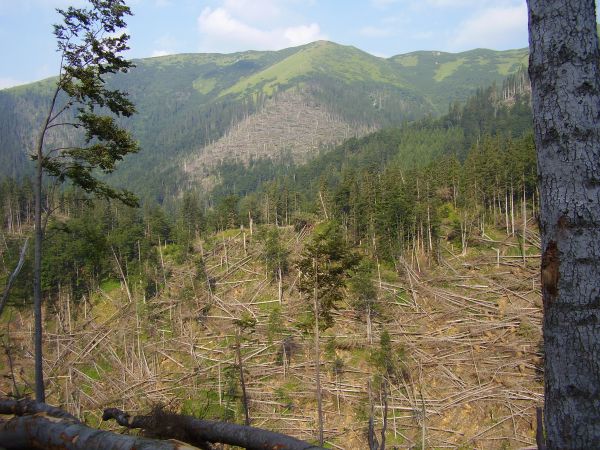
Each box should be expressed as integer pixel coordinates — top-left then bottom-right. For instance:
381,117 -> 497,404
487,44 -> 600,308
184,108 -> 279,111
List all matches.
103,406 -> 325,450
0,399 -> 325,450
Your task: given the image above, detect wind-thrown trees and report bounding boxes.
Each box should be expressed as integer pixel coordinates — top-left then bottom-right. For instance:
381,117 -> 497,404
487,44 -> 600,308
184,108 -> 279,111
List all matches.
526,0 -> 600,447
31,0 -> 138,402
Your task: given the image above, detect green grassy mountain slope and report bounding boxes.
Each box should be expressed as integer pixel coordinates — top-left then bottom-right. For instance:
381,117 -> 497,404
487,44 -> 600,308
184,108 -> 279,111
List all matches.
391,48 -> 529,111
0,41 -> 528,200
221,40 -> 411,96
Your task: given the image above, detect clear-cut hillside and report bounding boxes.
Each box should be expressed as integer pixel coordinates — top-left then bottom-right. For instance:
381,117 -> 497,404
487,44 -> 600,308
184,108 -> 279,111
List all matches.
184,89 -> 375,189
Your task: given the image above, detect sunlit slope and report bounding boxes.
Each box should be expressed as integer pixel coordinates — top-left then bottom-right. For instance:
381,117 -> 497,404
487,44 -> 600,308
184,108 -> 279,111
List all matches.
391,48 -> 529,111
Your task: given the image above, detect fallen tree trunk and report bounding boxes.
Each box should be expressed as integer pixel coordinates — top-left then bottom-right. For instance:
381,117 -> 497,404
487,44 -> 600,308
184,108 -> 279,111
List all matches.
0,398 -> 78,421
0,399 -> 324,450
103,407 -> 325,450
0,413 -> 197,450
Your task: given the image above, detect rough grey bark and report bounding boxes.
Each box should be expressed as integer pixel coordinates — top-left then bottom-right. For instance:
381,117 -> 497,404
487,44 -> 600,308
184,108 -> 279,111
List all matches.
0,399 -> 323,450
0,415 -> 197,450
103,407 -> 325,450
0,400 -> 198,450
527,1 -> 600,448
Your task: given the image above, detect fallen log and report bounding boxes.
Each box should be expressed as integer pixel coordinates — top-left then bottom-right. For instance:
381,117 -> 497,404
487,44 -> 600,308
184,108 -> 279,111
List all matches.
0,399 -> 324,450
103,406 -> 325,450
0,413 -> 197,450
0,398 -> 78,421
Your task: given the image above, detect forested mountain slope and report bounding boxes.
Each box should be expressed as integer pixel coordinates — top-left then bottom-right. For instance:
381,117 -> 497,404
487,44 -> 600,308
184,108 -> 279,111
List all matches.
0,41 -> 528,200
1,71 -> 540,447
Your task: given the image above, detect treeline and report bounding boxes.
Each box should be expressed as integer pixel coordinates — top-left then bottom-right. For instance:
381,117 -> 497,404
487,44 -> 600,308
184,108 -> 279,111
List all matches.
207,132 -> 536,261
199,78 -> 535,262
0,184 -> 206,308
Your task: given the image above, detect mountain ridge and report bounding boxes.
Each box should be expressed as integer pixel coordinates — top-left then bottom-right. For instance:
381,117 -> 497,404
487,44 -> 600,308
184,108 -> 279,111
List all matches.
0,40 -> 529,199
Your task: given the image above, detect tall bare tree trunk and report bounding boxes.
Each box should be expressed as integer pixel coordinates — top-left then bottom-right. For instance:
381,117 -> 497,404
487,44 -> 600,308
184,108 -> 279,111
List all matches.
235,330 -> 250,426
527,1 -> 600,447
33,116 -> 47,404
313,258 -> 324,447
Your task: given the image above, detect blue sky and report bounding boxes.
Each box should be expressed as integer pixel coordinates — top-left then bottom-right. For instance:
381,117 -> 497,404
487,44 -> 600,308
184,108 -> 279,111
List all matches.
0,0 -> 544,89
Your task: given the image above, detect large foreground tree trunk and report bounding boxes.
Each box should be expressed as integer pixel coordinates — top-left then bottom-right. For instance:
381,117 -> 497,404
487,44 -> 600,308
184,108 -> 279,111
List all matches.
527,1 -> 600,448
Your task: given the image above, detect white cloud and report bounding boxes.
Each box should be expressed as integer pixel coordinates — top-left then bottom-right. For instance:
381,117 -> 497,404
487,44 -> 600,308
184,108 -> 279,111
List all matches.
283,23 -> 323,46
222,0 -> 283,23
199,7 -> 272,48
198,6 -> 326,52
151,33 -> 178,57
450,4 -> 527,50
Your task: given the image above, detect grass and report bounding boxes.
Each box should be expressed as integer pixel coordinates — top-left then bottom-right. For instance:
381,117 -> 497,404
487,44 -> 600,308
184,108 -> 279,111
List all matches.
99,278 -> 121,292
434,58 -> 467,82
192,77 -> 217,94
495,51 -> 529,76
395,54 -> 419,67
220,41 -> 408,98
81,358 -> 112,381
181,389 -> 229,419
220,45 -> 317,97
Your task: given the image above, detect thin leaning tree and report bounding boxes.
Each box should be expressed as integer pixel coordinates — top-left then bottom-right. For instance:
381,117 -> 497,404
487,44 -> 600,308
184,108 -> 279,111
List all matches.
32,0 -> 138,403
527,0 -> 600,448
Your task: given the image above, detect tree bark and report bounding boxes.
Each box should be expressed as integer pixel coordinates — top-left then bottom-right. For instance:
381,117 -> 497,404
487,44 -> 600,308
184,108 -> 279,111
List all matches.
0,400 -> 323,450
103,407 -> 325,450
33,110 -> 46,404
313,258 -> 324,447
527,1 -> 600,447
0,400 -> 198,450
0,414 -> 197,450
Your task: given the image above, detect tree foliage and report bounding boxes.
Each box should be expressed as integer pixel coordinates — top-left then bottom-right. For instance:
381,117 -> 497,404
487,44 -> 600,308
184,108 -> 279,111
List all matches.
297,221 -> 358,330
29,0 -> 138,402
41,0 -> 138,204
